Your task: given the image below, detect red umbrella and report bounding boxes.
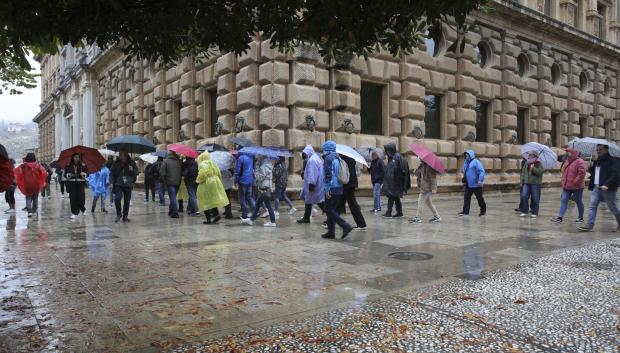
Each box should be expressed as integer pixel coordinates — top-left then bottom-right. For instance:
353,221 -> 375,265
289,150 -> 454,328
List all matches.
409,144 -> 447,174
58,145 -> 106,174
167,143 -> 198,159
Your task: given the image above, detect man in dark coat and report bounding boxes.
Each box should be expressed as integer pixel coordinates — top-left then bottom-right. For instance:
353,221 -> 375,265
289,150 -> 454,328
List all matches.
110,150 -> 139,223
381,143 -> 409,218
337,155 -> 366,229
159,152 -> 183,218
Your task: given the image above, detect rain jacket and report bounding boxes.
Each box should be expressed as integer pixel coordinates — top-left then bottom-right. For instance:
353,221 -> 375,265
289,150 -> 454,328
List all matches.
415,163 -> 438,193
273,158 -> 289,189
369,158 -> 385,185
196,151 -> 229,211
14,162 -> 47,196
177,177 -> 188,200
110,158 -> 139,188
588,153 -> 620,191
302,145 -> 324,204
520,159 -> 544,185
182,158 -> 198,187
560,148 -> 586,190
463,150 -> 485,188
87,166 -> 110,197
0,159 -> 14,192
255,158 -> 274,191
382,143 -> 410,197
159,155 -> 182,187
322,141 -> 343,195
234,153 -> 254,185
341,155 -> 358,190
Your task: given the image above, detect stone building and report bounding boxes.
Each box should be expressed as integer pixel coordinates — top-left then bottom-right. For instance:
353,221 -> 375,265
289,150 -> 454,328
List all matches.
34,0 -> 620,189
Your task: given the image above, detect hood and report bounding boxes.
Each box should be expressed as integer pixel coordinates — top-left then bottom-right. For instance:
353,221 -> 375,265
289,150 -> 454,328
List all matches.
260,158 -> 272,166
383,143 -> 397,157
322,140 -> 337,154
566,147 -> 579,161
465,150 -> 475,160
24,153 -> 36,163
302,145 -> 315,158
197,151 -> 211,164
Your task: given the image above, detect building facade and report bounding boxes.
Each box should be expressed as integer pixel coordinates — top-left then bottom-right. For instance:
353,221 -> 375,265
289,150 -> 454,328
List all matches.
34,0 -> 620,188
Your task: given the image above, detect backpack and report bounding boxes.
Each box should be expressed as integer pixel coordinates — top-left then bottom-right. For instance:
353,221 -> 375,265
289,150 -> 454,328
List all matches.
337,157 -> 350,184
149,161 -> 161,179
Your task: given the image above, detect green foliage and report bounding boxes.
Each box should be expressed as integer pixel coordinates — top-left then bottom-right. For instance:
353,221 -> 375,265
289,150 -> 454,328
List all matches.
0,0 -> 487,92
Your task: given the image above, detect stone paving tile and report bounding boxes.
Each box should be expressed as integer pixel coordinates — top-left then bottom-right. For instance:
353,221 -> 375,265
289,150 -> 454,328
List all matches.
1,188 -> 619,352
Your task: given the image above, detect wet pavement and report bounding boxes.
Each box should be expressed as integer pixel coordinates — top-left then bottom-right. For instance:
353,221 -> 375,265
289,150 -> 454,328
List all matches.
0,187 -> 619,352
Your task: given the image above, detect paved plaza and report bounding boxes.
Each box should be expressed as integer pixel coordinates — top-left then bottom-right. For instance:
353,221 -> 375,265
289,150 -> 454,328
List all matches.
0,187 -> 619,352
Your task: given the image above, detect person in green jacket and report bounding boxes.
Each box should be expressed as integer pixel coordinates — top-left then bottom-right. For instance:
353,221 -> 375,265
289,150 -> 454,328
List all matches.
519,151 -> 544,218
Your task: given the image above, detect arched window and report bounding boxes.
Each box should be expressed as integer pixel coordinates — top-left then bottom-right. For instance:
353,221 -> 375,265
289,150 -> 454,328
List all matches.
579,72 -> 588,91
517,53 -> 529,78
475,42 -> 491,68
551,63 -> 561,86
424,29 -> 443,57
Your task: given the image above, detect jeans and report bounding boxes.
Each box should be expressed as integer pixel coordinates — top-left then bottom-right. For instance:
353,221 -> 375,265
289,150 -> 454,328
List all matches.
114,186 -> 133,218
274,186 -> 293,211
186,183 -> 198,213
238,183 -> 255,219
155,180 -> 165,205
26,192 -> 39,213
109,186 -> 115,205
558,189 -> 584,219
338,187 -> 366,228
41,183 -> 51,197
144,180 -> 156,200
416,192 -> 439,218
386,196 -> 402,216
92,195 -> 107,211
325,194 -> 351,235
587,188 -> 620,227
167,185 -> 179,217
372,183 -> 382,210
463,187 -> 486,214
251,192 -> 275,223
520,184 -> 541,215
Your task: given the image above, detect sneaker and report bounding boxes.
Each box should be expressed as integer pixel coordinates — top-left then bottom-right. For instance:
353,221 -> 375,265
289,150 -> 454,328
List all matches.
410,217 -> 422,224
115,216 -> 121,223
369,209 -> 377,213
288,207 -> 297,215
123,217 -> 130,223
519,213 -> 528,217
27,213 -> 33,218
22,207 -> 27,211
514,208 -> 521,212
274,211 -> 280,217
241,218 -> 253,225
4,208 -> 15,214
429,216 -> 442,223
353,226 -> 367,230
321,221 -> 328,228
458,212 -> 468,217
479,212 -> 486,216
102,209 -> 108,214
341,226 -> 353,240
577,224 -> 593,232
382,213 -> 393,219
70,214 -> 76,219
296,218 -> 310,224
550,217 -> 563,223
574,218 -> 584,223
393,213 -> 404,218
530,214 -> 537,219
264,222 -> 276,227
260,211 -> 269,218
321,233 -> 335,239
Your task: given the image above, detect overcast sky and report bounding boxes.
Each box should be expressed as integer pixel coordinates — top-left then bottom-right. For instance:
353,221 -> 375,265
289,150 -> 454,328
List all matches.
0,56 -> 41,124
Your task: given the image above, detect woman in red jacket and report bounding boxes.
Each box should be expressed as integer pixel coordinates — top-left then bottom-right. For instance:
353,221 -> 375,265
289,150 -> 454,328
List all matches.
551,147 -> 587,223
14,153 -> 47,218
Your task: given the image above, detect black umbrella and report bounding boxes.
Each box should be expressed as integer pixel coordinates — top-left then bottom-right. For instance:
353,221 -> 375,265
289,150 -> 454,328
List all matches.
0,144 -> 7,161
197,143 -> 228,152
106,135 -> 156,154
230,137 -> 257,148
49,160 -> 60,169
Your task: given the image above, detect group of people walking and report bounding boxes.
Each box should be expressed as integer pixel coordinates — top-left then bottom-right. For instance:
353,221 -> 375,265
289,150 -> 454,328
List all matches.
2,141 -> 619,235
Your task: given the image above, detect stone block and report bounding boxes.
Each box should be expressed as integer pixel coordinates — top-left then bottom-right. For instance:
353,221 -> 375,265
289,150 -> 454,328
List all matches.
332,111 -> 361,134
458,91 -> 476,109
181,122 -> 194,139
236,86 -> 261,110
390,117 -> 403,136
236,64 -> 259,89
351,74 -> 361,93
132,121 -> 144,134
194,122 -> 205,139
501,114 -> 517,129
455,108 -> 476,124
217,114 -> 235,135
328,90 -> 360,111
237,41 -> 261,67
365,58 -> 385,80
153,114 -> 167,130
334,70 -> 352,90
316,68 -> 330,88
458,124 -> 476,140
399,100 -> 425,119
217,73 -> 235,95
287,129 -> 325,150
389,82 -> 401,99
181,89 -> 193,106
216,92 -> 237,114
180,71 -> 195,90
403,82 -> 424,101
180,105 -> 196,123
215,52 -> 239,75
292,107 -> 315,130
287,84 -> 319,107
292,62 -> 316,85
389,99 -> 400,118
260,40 -> 290,61
259,61 -> 289,84
154,130 -> 166,145
400,63 -> 430,84
198,65 -> 216,87
154,85 -> 166,100
236,130 -> 262,145
261,84 -> 287,106
385,62 -> 400,80
455,75 -> 478,93
194,87 -> 205,105
165,128 -> 175,143
315,111 -> 329,131
260,106 -> 289,129
236,108 -> 259,130
436,140 -> 454,155
326,131 -> 358,146
503,100 -> 518,114
262,129 -> 285,146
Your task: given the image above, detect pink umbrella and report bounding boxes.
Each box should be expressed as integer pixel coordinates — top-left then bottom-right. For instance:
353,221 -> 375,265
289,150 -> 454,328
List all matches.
167,143 -> 198,159
409,144 -> 447,174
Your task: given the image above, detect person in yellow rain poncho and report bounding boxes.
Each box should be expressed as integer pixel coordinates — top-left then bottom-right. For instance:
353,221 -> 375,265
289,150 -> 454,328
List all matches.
197,151 -> 229,224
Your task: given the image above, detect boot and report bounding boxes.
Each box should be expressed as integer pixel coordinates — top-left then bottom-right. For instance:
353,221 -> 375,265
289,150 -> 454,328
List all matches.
203,210 -> 212,224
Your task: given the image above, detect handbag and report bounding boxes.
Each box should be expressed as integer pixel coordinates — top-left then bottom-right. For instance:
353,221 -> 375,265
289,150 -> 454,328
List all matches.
258,188 -> 272,201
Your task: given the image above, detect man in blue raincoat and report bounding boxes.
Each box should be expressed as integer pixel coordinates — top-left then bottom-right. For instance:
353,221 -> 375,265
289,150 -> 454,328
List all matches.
459,150 -> 487,216
88,165 -> 110,213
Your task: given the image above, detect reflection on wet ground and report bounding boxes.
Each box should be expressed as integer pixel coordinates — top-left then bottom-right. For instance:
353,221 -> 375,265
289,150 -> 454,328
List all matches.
0,188 -> 618,352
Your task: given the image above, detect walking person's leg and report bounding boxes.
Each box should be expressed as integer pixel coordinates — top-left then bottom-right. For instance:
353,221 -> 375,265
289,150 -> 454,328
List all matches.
473,187 -> 486,215
373,183 -> 382,211
156,181 -> 165,205
414,193 -> 425,219
602,190 -> 620,228
25,195 -> 33,213
92,195 -> 99,212
329,195 -> 352,235
520,184 -> 530,214
347,190 -> 366,228
168,186 -> 179,217
79,185 -> 86,213
273,186 -> 282,212
114,186 -> 123,221
187,184 -> 198,214
530,184 -> 541,216
558,190 -> 570,218
144,181 -> 150,201
60,181 -> 65,196
394,197 -> 402,216
324,196 -> 337,236
462,187 -> 473,214
123,187 -> 132,220
282,188 -> 294,209
250,196 -> 264,221
239,184 -> 248,219
427,193 -> 440,218
264,198 -> 276,224
586,188 -> 601,228
385,196 -> 394,216
573,189 -> 584,221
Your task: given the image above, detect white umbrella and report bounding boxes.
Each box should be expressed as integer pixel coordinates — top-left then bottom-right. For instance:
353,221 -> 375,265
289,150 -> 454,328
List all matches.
356,145 -> 385,162
336,144 -> 369,167
210,151 -> 236,170
139,153 -> 158,164
98,148 -> 118,157
566,137 -> 620,158
521,142 -> 558,169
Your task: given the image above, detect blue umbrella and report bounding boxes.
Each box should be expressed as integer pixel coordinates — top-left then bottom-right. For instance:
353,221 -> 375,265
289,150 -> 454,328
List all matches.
266,146 -> 294,158
107,135 -> 156,154
153,150 -> 168,158
239,146 -> 280,160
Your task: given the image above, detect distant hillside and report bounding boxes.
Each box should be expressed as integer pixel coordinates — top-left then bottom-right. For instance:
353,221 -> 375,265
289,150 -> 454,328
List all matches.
0,127 -> 38,161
